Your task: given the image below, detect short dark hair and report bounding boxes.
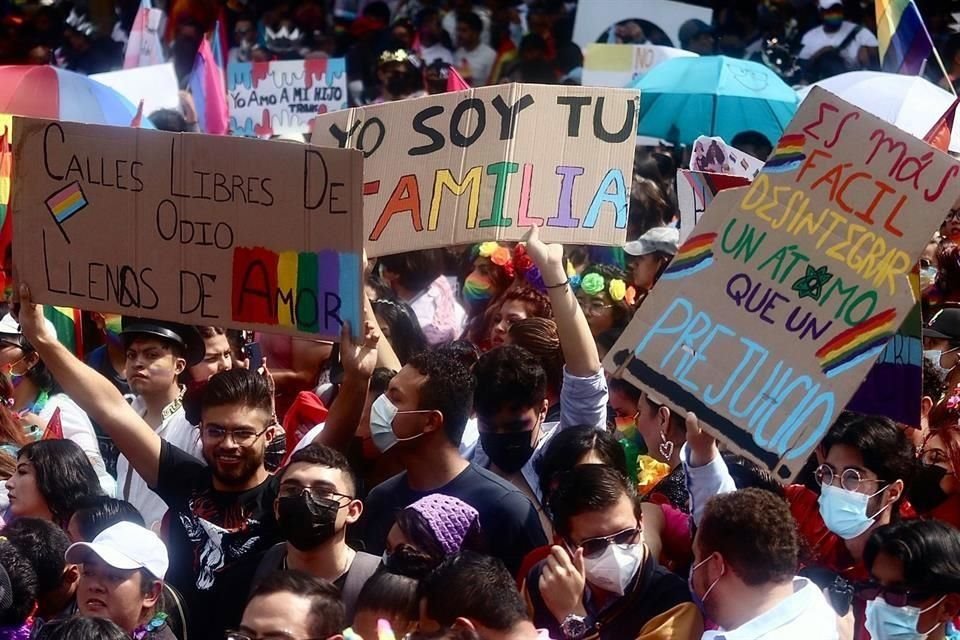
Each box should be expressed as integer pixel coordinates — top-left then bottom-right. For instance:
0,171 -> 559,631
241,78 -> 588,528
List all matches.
408,349 -> 477,445
13,338 -> 59,394
200,368 -> 274,416
420,552 -> 528,631
822,411 -> 915,510
280,443 -> 357,496
535,426 -> 628,504
0,540 -> 38,626
196,326 -> 227,340
18,440 -> 104,526
4,517 -> 70,595
34,616 -> 128,640
456,11 -> 483,34
865,520 -> 960,594
721,453 -> 785,498
473,346 -> 547,423
548,464 -> 637,539
923,355 -> 947,404
371,299 -> 428,364
355,569 -> 419,624
730,130 -> 773,159
370,368 -> 396,397
248,570 -> 344,639
378,250 -> 443,293
698,488 -> 798,585
148,108 -> 189,132
69,496 -> 145,542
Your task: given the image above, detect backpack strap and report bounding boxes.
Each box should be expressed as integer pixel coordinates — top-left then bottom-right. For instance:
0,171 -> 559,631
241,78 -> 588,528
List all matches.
837,25 -> 862,54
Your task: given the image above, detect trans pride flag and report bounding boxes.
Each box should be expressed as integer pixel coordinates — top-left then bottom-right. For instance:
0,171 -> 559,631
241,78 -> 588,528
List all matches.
876,0 -> 935,75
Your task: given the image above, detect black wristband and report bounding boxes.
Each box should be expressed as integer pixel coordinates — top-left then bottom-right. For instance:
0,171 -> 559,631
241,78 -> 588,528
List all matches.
545,278 -> 570,289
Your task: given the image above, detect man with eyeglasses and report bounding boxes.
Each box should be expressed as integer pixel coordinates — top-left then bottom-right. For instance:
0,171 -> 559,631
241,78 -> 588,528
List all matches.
247,444 -> 379,624
523,464 -> 702,640
229,570 -> 345,640
116,318 -> 206,531
683,410 -> 914,638
14,284 -> 380,639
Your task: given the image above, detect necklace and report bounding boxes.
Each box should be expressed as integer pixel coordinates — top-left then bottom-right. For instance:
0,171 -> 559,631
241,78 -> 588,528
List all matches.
132,612 -> 168,640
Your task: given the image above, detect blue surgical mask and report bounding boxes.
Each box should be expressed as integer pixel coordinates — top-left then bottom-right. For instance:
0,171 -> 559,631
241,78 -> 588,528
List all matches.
688,554 -> 722,616
818,483 -> 890,540
920,266 -> 938,289
369,394 -> 426,453
865,596 -> 945,640
923,349 -> 956,379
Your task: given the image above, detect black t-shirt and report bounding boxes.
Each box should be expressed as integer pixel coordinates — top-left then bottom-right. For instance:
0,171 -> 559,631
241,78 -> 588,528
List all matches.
153,440 -> 281,639
357,463 -> 547,575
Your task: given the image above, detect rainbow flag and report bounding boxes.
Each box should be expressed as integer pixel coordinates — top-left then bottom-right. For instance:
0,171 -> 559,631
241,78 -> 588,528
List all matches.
44,306 -> 83,356
876,0 -> 935,75
660,233 -> 716,281
189,37 -> 229,135
765,134 -> 806,173
816,308 -> 898,378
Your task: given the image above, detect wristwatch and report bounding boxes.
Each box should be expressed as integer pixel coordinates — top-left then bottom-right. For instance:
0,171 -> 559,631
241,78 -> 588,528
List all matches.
560,613 -> 588,640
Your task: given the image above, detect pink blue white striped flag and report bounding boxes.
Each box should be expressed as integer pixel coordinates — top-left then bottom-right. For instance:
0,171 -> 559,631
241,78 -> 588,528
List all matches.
123,0 -> 166,68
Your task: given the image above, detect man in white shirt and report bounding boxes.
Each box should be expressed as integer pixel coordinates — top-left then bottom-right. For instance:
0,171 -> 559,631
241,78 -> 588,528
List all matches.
799,0 -> 878,70
118,319 -> 206,530
691,488 -> 839,640
454,11 -> 496,87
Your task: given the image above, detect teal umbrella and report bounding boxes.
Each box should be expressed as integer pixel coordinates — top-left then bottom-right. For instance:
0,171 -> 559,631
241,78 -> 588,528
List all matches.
631,55 -> 798,146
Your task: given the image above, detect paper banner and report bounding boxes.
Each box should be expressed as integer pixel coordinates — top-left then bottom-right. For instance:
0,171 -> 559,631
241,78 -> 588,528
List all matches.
12,118 -> 363,341
227,58 -> 348,136
582,43 -> 696,88
605,87 -> 960,480
91,64 -> 180,119
690,136 -> 764,179
311,83 -> 638,257
572,0 -> 713,49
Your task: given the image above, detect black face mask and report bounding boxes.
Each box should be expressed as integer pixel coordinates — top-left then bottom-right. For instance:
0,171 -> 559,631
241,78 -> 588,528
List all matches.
276,490 -> 341,550
384,74 -> 409,96
480,430 -> 536,474
908,464 -> 950,513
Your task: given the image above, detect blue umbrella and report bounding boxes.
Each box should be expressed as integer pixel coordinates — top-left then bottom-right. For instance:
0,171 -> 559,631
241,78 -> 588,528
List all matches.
631,55 -> 797,146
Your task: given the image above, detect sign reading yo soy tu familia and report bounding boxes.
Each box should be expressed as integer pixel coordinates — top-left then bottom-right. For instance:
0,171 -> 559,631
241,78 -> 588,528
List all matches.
605,87 -> 960,481
12,117 -> 363,341
228,58 -> 348,137
311,83 -> 638,257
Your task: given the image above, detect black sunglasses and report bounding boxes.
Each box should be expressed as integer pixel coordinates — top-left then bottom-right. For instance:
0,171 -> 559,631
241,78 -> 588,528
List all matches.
856,582 -> 934,607
572,526 -> 641,559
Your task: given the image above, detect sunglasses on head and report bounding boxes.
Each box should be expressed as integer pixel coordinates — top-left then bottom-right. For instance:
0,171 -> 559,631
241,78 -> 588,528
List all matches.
856,582 -> 934,607
572,526 -> 641,559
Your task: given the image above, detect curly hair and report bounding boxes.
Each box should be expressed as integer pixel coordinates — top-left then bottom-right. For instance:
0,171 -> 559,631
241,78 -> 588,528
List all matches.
408,348 -> 477,446
473,285 -> 553,348
697,488 -> 798,586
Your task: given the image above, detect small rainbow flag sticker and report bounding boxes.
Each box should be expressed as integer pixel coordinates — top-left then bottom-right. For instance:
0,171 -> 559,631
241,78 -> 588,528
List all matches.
45,181 -> 88,243
816,308 -> 897,378
764,134 -> 806,173
660,232 -> 717,281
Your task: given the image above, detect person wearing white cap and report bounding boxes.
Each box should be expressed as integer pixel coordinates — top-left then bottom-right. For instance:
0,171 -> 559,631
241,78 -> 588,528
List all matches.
624,226 -> 680,302
798,0 -> 878,72
0,315 -> 115,497
66,521 -> 175,639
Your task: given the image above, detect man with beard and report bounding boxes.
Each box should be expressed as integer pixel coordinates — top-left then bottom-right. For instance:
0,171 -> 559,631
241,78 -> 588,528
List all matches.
14,284 -> 379,639
117,318 -> 205,531
249,444 -> 378,623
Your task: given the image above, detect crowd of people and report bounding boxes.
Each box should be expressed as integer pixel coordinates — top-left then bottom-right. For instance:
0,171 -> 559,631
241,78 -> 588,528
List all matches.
1,0 -> 960,640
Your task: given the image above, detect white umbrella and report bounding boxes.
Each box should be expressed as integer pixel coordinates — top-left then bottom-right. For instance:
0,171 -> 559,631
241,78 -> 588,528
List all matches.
797,71 -> 960,153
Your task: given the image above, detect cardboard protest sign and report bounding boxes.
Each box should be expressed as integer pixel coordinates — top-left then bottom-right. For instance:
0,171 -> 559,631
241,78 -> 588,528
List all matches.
12,117 -> 363,341
311,84 -> 638,257
676,170 -> 750,242
227,59 -> 348,136
605,87 -> 960,480
572,0 -> 712,50
582,43 -> 696,88
690,136 -> 763,179
91,64 -> 180,118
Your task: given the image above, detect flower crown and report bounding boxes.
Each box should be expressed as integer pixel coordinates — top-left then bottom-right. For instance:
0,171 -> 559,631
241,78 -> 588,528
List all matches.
379,49 -> 421,68
572,270 -> 636,306
475,242 -> 547,291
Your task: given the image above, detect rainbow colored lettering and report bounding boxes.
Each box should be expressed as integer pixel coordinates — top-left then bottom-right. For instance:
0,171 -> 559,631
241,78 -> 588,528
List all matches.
764,134 -> 806,174
45,181 -> 88,223
660,233 -> 717,281
815,308 -> 897,378
231,247 -> 360,336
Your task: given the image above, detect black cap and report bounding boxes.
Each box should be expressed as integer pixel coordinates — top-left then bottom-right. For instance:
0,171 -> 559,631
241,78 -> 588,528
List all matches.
120,318 -> 206,367
923,308 -> 960,343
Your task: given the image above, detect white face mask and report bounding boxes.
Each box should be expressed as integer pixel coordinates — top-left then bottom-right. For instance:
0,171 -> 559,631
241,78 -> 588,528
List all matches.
369,394 -> 427,453
818,483 -> 890,540
582,542 -> 644,596
923,349 -> 958,379
865,596 -> 945,640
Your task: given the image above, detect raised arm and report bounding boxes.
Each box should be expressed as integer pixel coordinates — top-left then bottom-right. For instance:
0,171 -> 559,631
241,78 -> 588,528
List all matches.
315,320 -> 379,451
16,285 -> 162,486
523,226 -> 600,377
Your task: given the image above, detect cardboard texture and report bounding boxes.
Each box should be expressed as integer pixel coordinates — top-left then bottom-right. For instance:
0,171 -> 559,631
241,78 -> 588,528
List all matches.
91,64 -> 180,118
572,0 -> 713,50
676,169 -> 750,242
227,58 -> 348,136
582,43 -> 696,88
605,87 -> 960,480
11,117 -> 364,341
311,83 -> 638,257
